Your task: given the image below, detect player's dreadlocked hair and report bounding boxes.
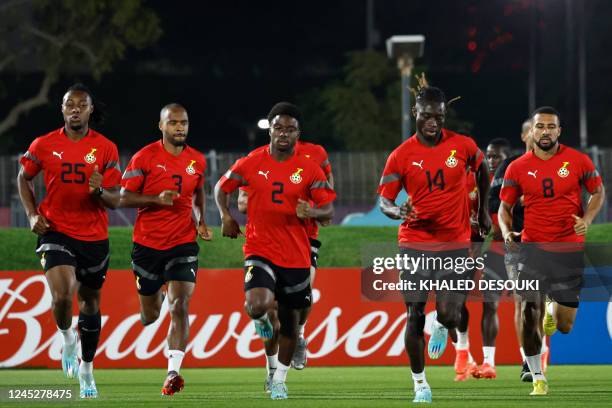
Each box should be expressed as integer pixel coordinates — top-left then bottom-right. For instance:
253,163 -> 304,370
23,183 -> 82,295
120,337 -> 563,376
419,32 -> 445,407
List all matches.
267,102 -> 302,125
65,83 -> 107,126
410,73 -> 461,107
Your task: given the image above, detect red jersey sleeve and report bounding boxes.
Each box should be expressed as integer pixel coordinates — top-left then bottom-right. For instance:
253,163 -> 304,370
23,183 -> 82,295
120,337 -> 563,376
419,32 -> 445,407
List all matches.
500,162 -> 521,205
465,137 -> 484,172
580,153 -> 603,194
121,151 -> 148,192
377,150 -> 402,201
219,157 -> 249,193
308,166 -> 336,207
102,143 -> 122,188
316,144 -> 332,176
20,138 -> 43,178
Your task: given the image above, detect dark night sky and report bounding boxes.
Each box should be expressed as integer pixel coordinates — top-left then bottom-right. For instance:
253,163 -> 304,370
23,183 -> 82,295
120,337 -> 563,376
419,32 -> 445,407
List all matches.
3,0 -> 612,154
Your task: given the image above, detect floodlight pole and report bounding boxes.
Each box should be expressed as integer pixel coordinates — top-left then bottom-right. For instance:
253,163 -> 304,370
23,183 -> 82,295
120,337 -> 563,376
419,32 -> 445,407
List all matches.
399,56 -> 414,142
386,35 -> 425,142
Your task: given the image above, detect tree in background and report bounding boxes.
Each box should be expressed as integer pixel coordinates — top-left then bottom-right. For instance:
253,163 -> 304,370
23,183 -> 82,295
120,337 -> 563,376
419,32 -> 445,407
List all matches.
300,51 -> 473,151
0,0 -> 161,137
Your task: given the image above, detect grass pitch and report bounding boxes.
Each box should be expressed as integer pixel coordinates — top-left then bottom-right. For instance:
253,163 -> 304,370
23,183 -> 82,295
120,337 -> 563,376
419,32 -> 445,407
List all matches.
1,365 -> 611,407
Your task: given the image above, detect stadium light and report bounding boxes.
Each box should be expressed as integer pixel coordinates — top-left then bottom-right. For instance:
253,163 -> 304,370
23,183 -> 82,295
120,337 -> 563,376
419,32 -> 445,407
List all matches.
386,35 -> 425,142
257,119 -> 269,130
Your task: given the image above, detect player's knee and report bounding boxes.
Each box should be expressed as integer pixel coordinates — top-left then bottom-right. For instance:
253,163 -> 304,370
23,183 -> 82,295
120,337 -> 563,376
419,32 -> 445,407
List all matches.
244,299 -> 271,319
141,308 -> 160,326
168,296 -> 190,318
405,305 -> 425,334
52,294 -> 72,312
78,298 -> 100,315
557,320 -> 573,334
437,309 -> 460,328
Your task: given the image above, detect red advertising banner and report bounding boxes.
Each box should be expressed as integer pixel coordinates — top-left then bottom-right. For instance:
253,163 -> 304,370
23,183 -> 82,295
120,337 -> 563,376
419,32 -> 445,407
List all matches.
0,269 -> 522,368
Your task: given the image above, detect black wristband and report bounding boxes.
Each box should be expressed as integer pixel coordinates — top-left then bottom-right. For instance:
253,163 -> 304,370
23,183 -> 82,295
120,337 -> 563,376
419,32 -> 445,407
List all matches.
94,187 -> 104,197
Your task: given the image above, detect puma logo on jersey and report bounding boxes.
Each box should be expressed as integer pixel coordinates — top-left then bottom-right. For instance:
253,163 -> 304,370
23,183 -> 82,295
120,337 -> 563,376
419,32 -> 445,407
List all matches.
528,170 -> 538,178
52,151 -> 63,160
156,164 -> 167,172
412,160 -> 423,169
258,170 -> 269,179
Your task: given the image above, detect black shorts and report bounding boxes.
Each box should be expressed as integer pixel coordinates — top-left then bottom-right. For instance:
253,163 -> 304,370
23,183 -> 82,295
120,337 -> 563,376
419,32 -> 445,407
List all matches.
244,256 -> 312,309
518,246 -> 584,308
398,247 -> 472,302
36,231 -> 109,290
131,242 -> 199,296
309,238 -> 321,269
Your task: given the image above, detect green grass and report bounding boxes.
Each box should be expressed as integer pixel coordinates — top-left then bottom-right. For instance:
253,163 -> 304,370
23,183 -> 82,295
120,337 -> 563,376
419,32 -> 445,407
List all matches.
0,366 -> 611,407
0,226 -> 398,270
1,224 -> 612,270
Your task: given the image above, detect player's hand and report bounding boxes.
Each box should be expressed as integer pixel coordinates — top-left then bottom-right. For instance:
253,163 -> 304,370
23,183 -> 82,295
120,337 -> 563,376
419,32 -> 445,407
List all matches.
572,214 -> 589,236
157,190 -> 180,206
318,219 -> 332,227
504,231 -> 521,251
222,214 -> 243,239
88,165 -> 103,193
399,196 -> 416,220
478,210 -> 492,238
28,213 -> 50,235
296,199 -> 312,219
197,223 -> 213,241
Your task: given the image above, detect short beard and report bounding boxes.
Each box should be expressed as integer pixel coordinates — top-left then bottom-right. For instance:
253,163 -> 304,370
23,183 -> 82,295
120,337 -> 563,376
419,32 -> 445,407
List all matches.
69,123 -> 83,131
536,139 -> 557,151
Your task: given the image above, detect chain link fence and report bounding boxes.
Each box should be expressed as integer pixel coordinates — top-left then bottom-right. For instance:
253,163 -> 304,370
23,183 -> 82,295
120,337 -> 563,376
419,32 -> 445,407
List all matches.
1,147 -> 609,227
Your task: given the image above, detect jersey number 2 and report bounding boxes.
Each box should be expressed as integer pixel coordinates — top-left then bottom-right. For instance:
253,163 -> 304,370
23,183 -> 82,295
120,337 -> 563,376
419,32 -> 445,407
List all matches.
272,182 -> 284,204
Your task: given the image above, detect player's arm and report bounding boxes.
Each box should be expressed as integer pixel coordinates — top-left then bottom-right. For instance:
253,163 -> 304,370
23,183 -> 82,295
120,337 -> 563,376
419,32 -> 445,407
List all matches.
237,189 -> 248,214
17,167 -> 50,235
193,186 -> 212,241
326,172 -> 334,189
498,200 -> 520,250
214,180 -> 243,239
296,200 -> 334,222
119,188 -> 179,208
475,159 -> 491,237
573,184 -> 605,235
88,165 -> 120,209
379,196 -> 413,220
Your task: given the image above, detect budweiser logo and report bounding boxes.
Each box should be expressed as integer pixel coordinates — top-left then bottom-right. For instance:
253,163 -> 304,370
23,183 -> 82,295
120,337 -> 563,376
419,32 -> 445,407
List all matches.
0,270 -> 522,367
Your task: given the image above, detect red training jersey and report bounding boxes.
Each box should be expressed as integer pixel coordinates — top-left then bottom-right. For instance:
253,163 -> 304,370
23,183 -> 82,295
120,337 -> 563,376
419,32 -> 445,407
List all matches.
244,141 -> 332,239
219,148 -> 336,268
122,140 -> 206,250
378,129 -> 484,245
20,127 -> 121,241
500,144 -> 602,243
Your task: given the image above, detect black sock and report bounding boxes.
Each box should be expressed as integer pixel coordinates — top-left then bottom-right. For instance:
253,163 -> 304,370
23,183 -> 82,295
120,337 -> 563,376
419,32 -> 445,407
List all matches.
78,311 -> 101,363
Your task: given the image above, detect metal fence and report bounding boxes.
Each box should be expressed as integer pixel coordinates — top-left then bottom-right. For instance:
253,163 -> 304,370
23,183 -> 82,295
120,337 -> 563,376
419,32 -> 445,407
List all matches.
2,147 -> 610,227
